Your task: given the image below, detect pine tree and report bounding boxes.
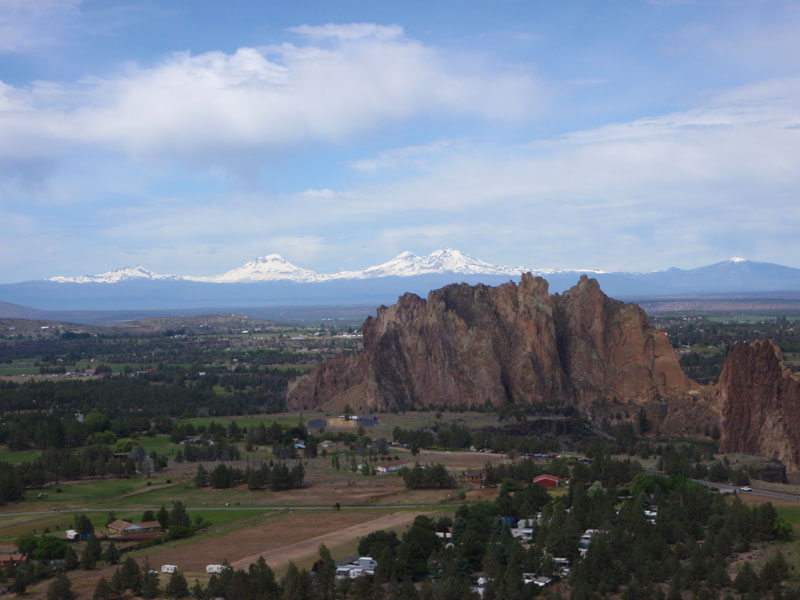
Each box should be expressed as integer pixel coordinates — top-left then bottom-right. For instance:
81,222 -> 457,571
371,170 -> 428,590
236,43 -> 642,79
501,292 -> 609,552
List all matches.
170,501 -> 190,528
93,577 -> 114,600
47,573 -> 75,600
157,505 -> 170,529
103,542 -> 121,565
165,571 -> 189,598
80,541 -> 97,570
141,558 -> 160,599
247,468 -> 264,490
87,534 -> 102,560
64,545 -> 79,570
120,556 -> 142,593
195,464 -> 209,487
75,513 -> 94,535
314,544 -> 336,600
110,569 -> 124,595
248,556 -> 278,600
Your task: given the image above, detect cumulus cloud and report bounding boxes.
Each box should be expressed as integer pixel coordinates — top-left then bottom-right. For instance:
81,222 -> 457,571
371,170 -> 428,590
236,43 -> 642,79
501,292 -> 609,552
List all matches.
0,24 -> 540,170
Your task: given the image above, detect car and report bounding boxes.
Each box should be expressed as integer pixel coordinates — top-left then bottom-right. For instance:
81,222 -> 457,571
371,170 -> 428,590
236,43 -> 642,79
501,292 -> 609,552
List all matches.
740,486 -> 752,492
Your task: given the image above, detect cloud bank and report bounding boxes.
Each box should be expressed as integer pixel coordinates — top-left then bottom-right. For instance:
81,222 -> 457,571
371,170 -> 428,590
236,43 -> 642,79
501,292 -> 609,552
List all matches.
0,23 -> 539,169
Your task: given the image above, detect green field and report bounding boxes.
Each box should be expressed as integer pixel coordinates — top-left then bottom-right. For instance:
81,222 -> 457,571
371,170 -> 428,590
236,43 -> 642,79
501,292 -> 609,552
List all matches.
134,435 -> 178,456
0,447 -> 42,464
15,478 -> 148,508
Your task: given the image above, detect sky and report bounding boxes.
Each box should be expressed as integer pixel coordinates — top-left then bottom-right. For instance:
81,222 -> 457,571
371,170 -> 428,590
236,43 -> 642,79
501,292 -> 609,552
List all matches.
2,0 -> 800,282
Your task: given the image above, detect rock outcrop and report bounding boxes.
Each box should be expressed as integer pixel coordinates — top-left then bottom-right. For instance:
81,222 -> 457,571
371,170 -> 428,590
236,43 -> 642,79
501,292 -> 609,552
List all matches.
287,274 -> 701,419
717,340 -> 800,474
553,275 -> 695,411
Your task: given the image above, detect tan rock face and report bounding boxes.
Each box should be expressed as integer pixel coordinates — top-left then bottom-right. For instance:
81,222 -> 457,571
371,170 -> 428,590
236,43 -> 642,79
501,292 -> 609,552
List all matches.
287,274 -> 696,416
717,340 -> 800,473
553,275 -> 696,410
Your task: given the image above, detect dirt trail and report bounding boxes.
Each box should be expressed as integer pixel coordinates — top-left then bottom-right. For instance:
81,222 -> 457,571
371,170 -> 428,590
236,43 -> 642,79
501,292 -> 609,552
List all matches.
230,510 -> 426,571
114,482 -> 174,500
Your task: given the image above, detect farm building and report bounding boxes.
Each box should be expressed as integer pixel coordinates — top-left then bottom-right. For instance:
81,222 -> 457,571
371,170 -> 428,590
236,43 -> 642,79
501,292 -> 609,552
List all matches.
0,553 -> 27,569
462,470 -> 485,487
533,474 -> 560,488
107,519 -> 162,536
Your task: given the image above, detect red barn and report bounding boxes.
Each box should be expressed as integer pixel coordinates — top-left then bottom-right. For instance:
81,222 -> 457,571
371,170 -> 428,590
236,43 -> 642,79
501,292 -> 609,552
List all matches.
533,474 -> 560,488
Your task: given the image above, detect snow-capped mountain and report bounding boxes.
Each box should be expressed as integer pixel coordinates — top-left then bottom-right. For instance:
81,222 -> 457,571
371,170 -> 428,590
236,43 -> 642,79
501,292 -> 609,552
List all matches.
11,251 -> 800,313
48,266 -> 179,284
48,249 -> 544,284
333,248 -> 531,279
185,254 -> 325,283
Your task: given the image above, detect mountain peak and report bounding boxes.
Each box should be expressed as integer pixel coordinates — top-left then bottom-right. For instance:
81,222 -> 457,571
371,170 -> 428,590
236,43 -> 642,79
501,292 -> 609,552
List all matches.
189,253 -> 322,283
728,256 -> 749,263
349,248 -> 527,278
49,265 -> 175,284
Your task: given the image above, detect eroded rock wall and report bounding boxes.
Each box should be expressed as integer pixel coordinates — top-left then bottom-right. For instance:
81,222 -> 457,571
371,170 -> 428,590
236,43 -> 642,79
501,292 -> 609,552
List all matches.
553,275 -> 696,410
717,340 -> 800,473
287,274 -> 696,416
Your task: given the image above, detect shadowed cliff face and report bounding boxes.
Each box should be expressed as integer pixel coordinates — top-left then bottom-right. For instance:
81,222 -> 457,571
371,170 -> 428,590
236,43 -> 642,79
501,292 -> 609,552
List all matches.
717,340 -> 800,473
287,274 -> 699,417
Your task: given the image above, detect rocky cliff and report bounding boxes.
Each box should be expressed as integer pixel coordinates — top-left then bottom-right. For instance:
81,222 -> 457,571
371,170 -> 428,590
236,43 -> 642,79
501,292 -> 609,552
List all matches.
287,274 -> 704,422
717,340 -> 800,473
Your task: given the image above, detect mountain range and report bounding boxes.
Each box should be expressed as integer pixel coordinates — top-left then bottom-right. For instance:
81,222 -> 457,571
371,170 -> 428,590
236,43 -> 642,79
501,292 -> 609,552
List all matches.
2,249 -> 800,312
45,249 -> 583,284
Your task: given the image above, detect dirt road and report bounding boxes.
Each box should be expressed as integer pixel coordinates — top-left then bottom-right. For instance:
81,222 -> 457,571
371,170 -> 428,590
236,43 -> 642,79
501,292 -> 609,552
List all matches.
230,510 -> 427,572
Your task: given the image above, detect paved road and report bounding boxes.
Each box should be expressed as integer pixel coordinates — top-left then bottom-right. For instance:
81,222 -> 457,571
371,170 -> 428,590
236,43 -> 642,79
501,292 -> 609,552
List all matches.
644,468 -> 800,503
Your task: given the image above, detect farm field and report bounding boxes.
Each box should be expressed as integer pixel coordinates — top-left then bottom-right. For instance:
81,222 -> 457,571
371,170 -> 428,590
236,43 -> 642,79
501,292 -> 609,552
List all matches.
39,507 -> 436,599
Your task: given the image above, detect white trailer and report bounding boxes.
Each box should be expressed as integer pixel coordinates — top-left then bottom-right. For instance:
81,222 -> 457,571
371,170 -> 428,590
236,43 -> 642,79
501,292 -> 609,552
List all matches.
206,564 -> 226,574
161,564 -> 178,574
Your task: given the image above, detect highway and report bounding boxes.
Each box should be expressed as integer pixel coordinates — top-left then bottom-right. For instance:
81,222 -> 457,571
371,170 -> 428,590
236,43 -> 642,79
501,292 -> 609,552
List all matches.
644,468 -> 800,503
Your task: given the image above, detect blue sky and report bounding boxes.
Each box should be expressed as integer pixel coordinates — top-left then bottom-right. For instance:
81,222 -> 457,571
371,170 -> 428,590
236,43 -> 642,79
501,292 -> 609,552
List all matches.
2,0 -> 800,282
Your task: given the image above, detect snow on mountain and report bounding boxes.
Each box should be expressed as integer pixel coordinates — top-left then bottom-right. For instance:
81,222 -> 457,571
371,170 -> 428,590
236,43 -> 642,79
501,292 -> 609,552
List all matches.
333,248 -> 530,279
728,256 -> 749,263
49,266 -> 178,284
185,254 -> 325,283
47,249 -> 607,284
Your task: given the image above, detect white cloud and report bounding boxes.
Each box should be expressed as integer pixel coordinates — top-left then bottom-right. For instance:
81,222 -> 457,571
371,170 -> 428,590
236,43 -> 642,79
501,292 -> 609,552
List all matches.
287,23 -> 405,41
39,76 -> 800,275
0,0 -> 83,53
318,77 -> 800,270
349,139 -> 458,171
0,24 -> 540,170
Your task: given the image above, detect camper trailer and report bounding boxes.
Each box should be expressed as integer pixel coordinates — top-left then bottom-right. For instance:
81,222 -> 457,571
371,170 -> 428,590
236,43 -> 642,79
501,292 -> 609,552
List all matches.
206,564 -> 226,574
161,564 -> 178,574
